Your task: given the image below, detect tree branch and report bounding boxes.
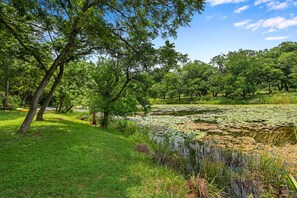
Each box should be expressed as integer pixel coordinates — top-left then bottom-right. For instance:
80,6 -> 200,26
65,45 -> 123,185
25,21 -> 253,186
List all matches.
0,16 -> 47,71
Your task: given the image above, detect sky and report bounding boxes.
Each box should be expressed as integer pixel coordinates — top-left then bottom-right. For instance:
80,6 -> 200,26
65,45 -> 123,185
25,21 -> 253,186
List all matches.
157,0 -> 297,63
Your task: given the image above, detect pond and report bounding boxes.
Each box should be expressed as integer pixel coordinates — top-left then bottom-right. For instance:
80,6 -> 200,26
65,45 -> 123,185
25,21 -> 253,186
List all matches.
133,104 -> 297,197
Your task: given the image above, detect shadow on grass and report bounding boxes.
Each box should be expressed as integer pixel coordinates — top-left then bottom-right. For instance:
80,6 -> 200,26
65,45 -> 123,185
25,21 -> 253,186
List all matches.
0,112 -> 182,197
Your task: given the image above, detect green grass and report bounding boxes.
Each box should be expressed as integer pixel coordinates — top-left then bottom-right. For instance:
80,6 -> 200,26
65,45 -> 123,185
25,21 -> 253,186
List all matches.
0,111 -> 187,197
150,92 -> 297,105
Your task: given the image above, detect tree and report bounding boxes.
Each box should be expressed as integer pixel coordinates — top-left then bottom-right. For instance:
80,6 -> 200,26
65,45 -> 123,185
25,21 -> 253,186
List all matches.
0,0 -> 205,134
162,71 -> 183,100
90,59 -> 151,128
181,60 -> 213,98
277,51 -> 297,91
223,49 -> 260,98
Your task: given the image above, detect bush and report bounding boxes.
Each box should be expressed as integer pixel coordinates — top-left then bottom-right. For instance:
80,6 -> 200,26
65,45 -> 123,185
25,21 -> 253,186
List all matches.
110,119 -> 141,137
1,95 -> 21,109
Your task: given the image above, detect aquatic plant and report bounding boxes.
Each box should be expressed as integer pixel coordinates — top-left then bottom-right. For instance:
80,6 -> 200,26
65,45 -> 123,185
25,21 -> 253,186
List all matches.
286,173 -> 297,193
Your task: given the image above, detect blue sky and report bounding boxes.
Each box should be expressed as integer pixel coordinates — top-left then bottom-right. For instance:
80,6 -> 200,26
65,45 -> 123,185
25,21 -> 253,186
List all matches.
159,0 -> 297,63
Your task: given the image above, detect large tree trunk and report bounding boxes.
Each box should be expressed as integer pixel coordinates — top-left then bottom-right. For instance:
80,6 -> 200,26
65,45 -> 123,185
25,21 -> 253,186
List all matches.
36,65 -> 64,121
101,111 -> 109,128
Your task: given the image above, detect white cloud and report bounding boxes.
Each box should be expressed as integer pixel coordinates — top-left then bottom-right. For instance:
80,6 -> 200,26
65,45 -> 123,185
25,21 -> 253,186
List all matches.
265,36 -> 288,41
208,0 -> 246,6
254,0 -> 271,6
244,16 -> 297,32
267,1 -> 289,10
254,0 -> 290,10
234,5 -> 250,13
234,19 -> 252,27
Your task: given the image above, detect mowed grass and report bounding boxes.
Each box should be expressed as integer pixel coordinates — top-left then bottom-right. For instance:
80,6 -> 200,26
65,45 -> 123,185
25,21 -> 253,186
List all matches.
0,111 -> 186,197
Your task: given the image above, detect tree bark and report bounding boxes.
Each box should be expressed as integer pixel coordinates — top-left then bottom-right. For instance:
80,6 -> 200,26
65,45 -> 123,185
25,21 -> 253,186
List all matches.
101,111 -> 109,128
284,83 -> 289,92
19,41 -> 73,134
62,105 -> 74,113
92,112 -> 97,125
36,65 -> 64,121
21,91 -> 28,107
3,80 -> 9,109
18,62 -> 60,134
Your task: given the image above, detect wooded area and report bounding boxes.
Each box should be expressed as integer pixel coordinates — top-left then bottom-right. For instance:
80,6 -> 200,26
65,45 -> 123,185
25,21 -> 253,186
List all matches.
0,0 -> 204,132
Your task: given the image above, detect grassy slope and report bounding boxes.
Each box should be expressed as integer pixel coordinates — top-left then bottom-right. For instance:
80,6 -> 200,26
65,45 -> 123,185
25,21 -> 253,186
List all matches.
0,112 -> 186,197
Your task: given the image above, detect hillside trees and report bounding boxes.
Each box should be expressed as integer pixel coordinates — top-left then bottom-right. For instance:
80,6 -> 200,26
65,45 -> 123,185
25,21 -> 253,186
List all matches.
0,0 -> 205,134
151,42 -> 297,100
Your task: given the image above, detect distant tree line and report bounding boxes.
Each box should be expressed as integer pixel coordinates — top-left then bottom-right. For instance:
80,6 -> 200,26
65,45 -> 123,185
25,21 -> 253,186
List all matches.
149,41 -> 297,100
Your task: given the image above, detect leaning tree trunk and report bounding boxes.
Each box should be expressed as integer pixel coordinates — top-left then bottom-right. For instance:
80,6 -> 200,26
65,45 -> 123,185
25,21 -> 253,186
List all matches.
101,111 -> 109,128
18,63 -> 60,134
36,65 -> 64,121
18,22 -> 80,134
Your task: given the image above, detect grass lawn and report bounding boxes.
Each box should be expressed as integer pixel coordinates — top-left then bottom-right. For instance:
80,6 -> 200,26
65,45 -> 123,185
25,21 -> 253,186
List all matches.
0,111 -> 186,197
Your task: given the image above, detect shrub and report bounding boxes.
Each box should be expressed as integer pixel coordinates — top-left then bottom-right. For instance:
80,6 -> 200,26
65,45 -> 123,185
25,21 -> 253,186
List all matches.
1,95 -> 21,109
110,119 -> 141,137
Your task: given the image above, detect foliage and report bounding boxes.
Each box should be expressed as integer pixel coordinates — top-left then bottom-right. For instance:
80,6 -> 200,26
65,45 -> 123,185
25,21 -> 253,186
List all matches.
53,61 -> 94,113
89,58 -> 152,127
109,119 -> 142,137
150,42 -> 297,102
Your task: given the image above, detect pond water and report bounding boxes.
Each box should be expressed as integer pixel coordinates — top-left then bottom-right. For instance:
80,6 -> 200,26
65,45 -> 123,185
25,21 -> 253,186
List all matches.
134,105 -> 297,197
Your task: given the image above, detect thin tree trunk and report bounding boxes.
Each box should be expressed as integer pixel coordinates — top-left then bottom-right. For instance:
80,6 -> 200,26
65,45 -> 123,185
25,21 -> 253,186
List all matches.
3,80 -> 9,109
268,82 -> 271,94
284,83 -> 289,92
36,65 -> 64,121
92,112 -> 97,125
21,91 -> 28,107
58,97 -> 65,113
62,105 -> 74,113
101,111 -> 109,128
